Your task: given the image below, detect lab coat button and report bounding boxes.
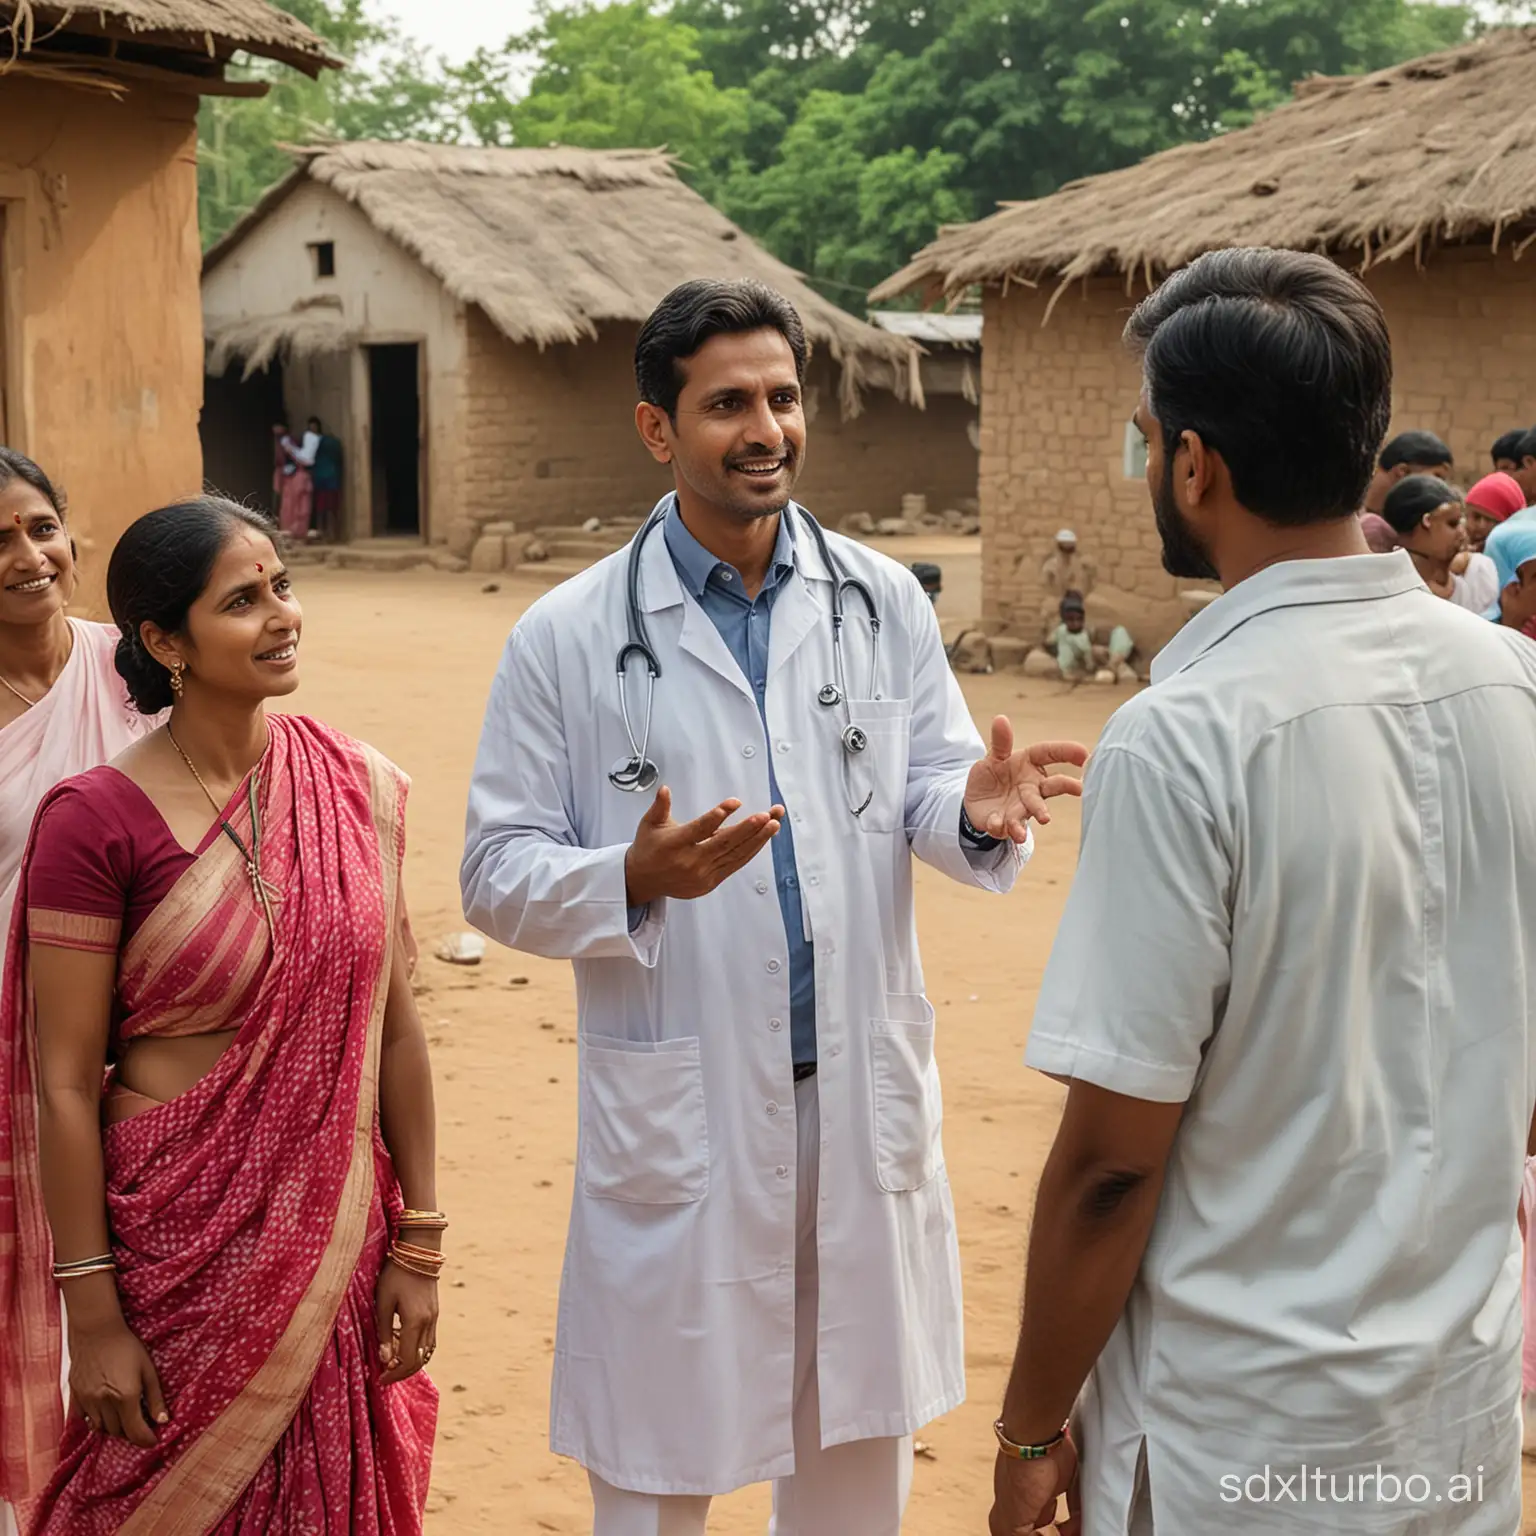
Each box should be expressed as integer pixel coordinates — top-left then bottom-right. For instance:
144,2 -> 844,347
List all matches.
777,741 -> 791,754
756,880 -> 769,894
766,1101 -> 779,1117
742,744 -> 756,758
776,1165 -> 789,1179
769,1018 -> 783,1032
765,958 -> 781,974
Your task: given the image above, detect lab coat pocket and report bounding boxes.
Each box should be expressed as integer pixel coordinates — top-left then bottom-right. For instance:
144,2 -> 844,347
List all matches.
869,999 -> 942,1193
580,1035 -> 710,1205
846,698 -> 912,834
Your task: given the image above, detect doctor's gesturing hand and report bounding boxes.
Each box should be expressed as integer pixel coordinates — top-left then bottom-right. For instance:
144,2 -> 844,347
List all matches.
964,716 -> 1089,842
624,785 -> 785,905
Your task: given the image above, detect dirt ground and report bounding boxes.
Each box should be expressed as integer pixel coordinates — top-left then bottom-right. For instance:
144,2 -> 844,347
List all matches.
281,564 -> 1536,1535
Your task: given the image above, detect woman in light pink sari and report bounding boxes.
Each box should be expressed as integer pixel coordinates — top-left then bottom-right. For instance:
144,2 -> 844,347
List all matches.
0,449 -> 158,948
0,449 -> 159,1536
0,499 -> 438,1533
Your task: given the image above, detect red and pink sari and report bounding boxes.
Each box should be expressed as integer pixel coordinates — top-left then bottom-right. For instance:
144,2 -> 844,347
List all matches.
0,713 -> 436,1534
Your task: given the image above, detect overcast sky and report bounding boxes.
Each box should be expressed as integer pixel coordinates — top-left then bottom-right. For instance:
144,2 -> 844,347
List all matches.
384,0 -> 539,63
380,0 -> 1515,69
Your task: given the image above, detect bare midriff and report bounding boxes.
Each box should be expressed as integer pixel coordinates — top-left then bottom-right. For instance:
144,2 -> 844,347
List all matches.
116,1030 -> 239,1106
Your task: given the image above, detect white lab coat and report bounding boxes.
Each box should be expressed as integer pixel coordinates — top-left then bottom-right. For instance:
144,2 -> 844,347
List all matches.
462,504 -> 1024,1496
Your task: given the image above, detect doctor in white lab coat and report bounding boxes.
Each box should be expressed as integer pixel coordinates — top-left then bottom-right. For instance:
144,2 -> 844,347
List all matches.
461,278 -> 1086,1536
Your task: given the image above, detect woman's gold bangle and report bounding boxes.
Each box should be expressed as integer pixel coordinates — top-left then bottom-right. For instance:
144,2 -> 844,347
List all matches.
52,1254 -> 116,1281
396,1209 -> 448,1232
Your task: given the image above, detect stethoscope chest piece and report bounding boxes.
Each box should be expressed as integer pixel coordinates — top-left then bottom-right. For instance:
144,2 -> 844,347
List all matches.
608,753 -> 660,793
818,683 -> 843,708
841,723 -> 869,755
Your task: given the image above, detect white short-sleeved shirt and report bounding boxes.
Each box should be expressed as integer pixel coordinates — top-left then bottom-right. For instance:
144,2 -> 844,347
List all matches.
1026,552 -> 1536,1534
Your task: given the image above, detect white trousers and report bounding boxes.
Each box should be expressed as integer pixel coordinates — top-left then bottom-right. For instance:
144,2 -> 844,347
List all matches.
588,1073 -> 914,1536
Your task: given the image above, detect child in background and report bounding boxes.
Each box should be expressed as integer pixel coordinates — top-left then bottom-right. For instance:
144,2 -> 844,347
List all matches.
1053,591 -> 1138,685
1052,591 -> 1094,680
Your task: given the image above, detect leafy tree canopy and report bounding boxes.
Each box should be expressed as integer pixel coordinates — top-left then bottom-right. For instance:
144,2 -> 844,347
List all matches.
201,0 -> 1535,308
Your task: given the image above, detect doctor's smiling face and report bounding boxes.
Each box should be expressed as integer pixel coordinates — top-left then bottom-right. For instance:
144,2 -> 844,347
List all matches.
635,279 -> 809,527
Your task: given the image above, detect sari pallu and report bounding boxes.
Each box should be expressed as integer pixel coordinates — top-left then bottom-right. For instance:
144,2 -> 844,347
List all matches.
0,713 -> 436,1534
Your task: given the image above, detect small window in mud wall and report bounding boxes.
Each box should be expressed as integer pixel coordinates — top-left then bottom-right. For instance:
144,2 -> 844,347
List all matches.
310,241 -> 336,279
1123,418 -> 1148,480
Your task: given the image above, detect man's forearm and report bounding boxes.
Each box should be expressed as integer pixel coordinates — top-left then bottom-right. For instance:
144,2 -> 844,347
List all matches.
999,1145 -> 1167,1445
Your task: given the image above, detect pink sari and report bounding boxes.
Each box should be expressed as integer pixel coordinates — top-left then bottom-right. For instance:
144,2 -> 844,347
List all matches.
0,619 -> 156,948
0,714 -> 436,1533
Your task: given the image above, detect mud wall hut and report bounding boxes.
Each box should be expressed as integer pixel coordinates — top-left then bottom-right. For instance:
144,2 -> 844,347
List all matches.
0,0 -> 330,611
200,142 -> 950,551
875,30 -> 1536,653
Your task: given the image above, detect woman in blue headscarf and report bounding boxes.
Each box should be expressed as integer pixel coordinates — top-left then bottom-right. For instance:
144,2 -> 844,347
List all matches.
1483,517 -> 1536,638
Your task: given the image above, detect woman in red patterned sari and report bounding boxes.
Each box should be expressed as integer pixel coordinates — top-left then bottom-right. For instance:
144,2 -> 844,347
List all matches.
0,499 -> 439,1533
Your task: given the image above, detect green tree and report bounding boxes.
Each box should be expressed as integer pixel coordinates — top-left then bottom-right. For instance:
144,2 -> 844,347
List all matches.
448,2 -> 759,199
198,0 -> 457,248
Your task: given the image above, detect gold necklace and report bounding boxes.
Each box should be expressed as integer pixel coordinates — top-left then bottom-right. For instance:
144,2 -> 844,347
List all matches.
0,624 -> 75,710
166,724 -> 278,945
0,672 -> 37,709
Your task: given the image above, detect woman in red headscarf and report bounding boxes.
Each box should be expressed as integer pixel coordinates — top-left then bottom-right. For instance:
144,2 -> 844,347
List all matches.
1464,471 -> 1526,552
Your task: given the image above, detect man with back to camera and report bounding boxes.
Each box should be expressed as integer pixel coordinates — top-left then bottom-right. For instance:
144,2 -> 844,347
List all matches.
460,278 -> 1087,1535
985,248 -> 1536,1535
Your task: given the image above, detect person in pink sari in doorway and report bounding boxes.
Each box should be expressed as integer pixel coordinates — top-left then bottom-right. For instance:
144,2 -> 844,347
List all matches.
0,498 -> 439,1534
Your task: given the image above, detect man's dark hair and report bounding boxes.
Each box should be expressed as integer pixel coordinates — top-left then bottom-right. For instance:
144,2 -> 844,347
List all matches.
1491,429 -> 1527,466
1516,426 -> 1536,464
1125,248 -> 1392,525
1379,430 -> 1452,472
635,279 -> 808,420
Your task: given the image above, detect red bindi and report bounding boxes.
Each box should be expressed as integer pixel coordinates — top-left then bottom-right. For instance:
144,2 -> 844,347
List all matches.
255,563 -> 264,572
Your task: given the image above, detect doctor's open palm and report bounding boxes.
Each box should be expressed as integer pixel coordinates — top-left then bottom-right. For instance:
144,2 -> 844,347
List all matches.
964,717 -> 1089,842
624,785 -> 785,905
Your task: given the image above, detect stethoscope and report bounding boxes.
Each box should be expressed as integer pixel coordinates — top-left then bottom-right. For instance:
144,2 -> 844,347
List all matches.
609,499 -> 882,817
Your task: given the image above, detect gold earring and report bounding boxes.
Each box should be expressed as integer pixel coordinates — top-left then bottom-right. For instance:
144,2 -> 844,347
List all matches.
169,661 -> 185,699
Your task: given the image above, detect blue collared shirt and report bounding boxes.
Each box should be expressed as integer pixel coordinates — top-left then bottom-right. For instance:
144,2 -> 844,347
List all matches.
662,504 -> 818,1068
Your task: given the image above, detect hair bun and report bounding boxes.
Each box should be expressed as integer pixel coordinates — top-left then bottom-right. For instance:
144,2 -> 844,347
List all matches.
113,627 -> 173,714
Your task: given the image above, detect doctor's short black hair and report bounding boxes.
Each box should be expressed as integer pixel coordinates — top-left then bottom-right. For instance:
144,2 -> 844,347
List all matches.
636,279 -> 808,421
1125,247 -> 1392,526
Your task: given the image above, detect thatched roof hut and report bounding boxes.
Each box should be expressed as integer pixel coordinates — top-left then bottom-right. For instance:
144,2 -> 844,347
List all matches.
206,142 -> 919,408
201,141 -> 981,553
0,0 -> 334,90
872,28 -> 1536,660
874,28 -> 1536,308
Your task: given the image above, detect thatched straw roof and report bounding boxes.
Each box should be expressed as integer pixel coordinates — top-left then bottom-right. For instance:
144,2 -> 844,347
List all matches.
206,295 -> 356,379
874,28 -> 1536,309
205,141 -> 921,409
1,0 -> 335,75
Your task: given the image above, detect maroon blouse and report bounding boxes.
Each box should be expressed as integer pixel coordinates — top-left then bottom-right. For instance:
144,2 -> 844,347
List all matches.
27,766 -> 222,950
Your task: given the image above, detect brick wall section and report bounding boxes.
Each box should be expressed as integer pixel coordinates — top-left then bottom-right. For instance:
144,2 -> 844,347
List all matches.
460,310 -> 978,530
795,358 -> 980,523
983,244 -> 1536,653
461,311 -> 671,528
981,279 -> 1174,647
1366,244 -> 1536,473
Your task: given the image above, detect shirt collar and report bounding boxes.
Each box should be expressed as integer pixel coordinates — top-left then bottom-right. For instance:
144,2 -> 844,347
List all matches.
662,495 -> 797,599
1152,551 -> 1426,684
